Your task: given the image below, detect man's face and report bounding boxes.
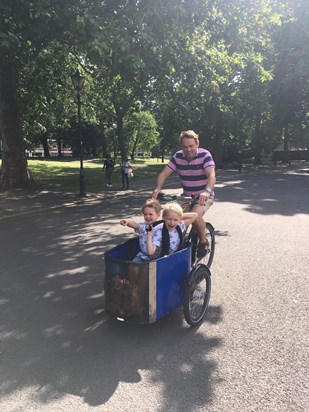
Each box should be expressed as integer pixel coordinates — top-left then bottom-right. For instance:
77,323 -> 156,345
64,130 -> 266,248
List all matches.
181,137 -> 199,160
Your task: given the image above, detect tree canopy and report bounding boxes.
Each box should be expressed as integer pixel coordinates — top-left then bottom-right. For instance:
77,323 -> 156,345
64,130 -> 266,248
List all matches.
0,0 -> 308,189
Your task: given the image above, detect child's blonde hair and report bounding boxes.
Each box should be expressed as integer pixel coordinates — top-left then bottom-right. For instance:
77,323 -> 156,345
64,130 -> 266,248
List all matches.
162,202 -> 183,219
142,198 -> 161,214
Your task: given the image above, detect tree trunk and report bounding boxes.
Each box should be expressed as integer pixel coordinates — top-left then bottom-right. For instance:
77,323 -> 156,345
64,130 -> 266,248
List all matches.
214,108 -> 223,168
114,103 -> 126,161
99,123 -> 108,157
40,134 -> 50,157
130,136 -> 139,160
283,126 -> 289,152
254,105 -> 262,165
0,58 -> 36,190
56,137 -> 62,157
283,125 -> 290,164
160,135 -> 165,162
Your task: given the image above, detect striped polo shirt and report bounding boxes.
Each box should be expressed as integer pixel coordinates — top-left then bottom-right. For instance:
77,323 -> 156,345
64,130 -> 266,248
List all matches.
166,148 -> 215,196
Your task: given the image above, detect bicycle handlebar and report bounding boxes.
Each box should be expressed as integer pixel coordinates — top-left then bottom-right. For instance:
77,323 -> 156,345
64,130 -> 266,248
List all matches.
157,192 -> 199,203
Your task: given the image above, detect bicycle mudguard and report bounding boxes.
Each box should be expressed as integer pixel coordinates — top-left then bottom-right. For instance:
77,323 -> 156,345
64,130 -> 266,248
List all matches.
186,264 -> 211,286
206,222 -> 215,232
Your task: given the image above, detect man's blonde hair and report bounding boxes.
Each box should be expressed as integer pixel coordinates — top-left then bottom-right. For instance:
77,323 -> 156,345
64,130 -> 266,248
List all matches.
179,130 -> 199,144
162,202 -> 183,219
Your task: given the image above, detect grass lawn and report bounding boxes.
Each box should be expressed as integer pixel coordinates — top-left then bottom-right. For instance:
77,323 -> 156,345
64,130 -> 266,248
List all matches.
26,157 -> 167,189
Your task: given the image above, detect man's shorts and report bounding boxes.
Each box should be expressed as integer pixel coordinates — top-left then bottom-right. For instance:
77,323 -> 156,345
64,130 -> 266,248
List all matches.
180,197 -> 214,215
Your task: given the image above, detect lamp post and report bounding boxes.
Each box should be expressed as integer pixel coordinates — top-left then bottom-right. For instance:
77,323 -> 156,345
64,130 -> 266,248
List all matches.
71,69 -> 86,197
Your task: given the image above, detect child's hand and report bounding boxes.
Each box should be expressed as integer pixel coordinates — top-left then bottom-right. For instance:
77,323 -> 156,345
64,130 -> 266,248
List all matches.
119,219 -> 138,230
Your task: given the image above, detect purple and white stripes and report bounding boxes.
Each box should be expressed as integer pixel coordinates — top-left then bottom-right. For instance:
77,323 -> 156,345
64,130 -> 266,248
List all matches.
166,148 -> 215,196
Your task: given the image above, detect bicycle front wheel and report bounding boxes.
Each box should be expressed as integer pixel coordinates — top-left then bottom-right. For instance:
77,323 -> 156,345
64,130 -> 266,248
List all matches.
183,264 -> 211,326
190,222 -> 215,268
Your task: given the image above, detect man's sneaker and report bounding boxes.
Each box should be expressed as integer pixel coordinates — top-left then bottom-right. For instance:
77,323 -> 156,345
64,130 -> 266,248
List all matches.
197,240 -> 209,259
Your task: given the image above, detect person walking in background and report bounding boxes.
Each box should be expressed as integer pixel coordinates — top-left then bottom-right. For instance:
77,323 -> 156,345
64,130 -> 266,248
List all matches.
121,158 -> 132,190
103,154 -> 116,187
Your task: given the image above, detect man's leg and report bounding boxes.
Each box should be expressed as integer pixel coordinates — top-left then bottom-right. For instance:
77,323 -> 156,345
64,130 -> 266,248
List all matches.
107,169 -> 113,185
192,198 -> 214,257
194,211 -> 207,243
126,174 -> 129,189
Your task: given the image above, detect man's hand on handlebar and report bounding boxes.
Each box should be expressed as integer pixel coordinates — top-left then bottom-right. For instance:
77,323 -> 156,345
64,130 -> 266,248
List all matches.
152,188 -> 160,199
155,191 -> 211,206
198,191 -> 211,206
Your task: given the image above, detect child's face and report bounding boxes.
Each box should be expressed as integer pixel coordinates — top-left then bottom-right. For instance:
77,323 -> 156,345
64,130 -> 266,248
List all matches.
164,211 -> 181,231
143,207 -> 160,224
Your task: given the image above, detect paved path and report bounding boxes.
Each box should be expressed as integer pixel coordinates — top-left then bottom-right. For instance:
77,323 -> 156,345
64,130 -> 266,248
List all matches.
0,164 -> 308,412
0,163 -> 308,220
0,176 -> 155,221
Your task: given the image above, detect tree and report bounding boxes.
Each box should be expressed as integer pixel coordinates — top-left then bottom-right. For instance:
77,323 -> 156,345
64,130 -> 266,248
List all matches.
20,41 -> 76,157
0,0 -> 104,189
1,0 -> 307,191
124,111 -> 159,159
0,57 -> 32,188
270,0 -> 309,155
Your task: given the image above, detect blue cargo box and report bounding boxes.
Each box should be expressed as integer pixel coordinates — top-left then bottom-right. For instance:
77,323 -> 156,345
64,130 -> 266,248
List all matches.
104,237 -> 191,324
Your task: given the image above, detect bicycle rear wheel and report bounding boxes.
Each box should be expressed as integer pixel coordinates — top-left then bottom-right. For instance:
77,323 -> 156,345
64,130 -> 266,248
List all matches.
183,264 -> 211,326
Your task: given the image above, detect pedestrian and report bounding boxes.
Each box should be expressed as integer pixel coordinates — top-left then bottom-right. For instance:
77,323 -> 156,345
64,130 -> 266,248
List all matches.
103,154 -> 115,187
121,158 -> 132,190
152,130 -> 216,258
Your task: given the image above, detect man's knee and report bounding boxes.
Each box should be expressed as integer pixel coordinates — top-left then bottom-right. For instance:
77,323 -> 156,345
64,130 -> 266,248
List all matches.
192,200 -> 213,216
203,198 -> 214,214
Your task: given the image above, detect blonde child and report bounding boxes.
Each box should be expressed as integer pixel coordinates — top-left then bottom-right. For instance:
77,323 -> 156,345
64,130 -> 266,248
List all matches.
146,202 -> 197,259
120,199 -> 162,262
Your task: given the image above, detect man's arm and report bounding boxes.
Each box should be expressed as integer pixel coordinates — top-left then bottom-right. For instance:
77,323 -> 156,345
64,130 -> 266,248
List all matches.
198,166 -> 216,206
205,167 -> 216,191
152,166 -> 173,198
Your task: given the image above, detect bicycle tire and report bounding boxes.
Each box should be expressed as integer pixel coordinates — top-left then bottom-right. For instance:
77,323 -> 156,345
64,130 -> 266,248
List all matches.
187,222 -> 215,268
183,264 -> 211,326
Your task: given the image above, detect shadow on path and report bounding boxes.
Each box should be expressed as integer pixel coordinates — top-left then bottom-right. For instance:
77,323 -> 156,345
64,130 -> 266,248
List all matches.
215,170 -> 309,216
0,195 -> 223,411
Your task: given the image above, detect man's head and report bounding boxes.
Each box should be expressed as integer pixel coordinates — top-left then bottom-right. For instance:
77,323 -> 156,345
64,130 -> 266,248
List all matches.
179,130 -> 199,160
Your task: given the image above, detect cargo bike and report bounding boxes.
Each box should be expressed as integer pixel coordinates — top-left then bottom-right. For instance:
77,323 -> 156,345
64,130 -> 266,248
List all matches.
104,193 -> 215,326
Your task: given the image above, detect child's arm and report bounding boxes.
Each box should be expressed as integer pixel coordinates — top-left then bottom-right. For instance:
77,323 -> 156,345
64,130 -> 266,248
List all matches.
119,219 -> 139,230
146,226 -> 160,259
182,212 -> 198,228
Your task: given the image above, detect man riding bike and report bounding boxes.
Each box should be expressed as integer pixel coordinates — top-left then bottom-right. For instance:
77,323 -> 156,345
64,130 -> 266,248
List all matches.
152,130 -> 216,258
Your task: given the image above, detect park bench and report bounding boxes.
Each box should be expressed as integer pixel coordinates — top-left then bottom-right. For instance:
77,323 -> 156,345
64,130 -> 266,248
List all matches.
272,149 -> 308,164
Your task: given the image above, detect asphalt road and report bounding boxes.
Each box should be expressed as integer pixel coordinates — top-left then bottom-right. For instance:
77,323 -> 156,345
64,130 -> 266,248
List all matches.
0,167 -> 308,412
